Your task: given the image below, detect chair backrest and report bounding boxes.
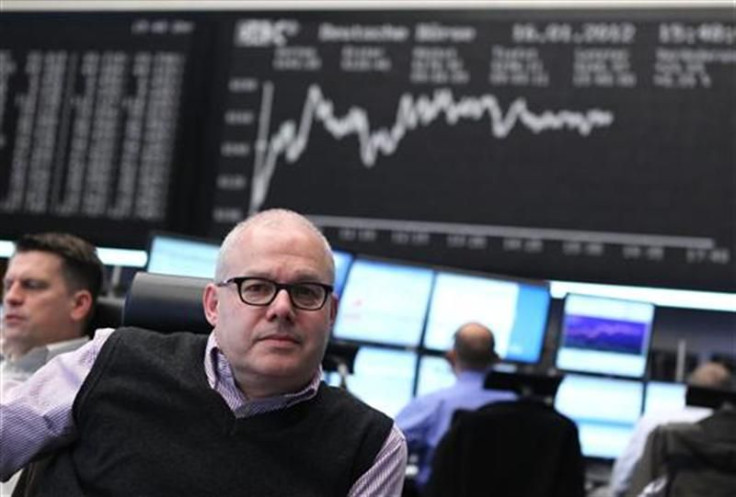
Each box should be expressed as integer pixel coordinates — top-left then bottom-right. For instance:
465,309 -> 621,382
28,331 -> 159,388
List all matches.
426,401 -> 586,497
122,272 -> 211,334
687,385 -> 736,409
121,272 -> 358,373
627,410 -> 736,497
86,295 -> 125,336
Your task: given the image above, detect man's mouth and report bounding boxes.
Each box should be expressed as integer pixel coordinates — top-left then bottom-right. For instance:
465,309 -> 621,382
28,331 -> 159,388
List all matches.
259,333 -> 301,344
2,314 -> 24,326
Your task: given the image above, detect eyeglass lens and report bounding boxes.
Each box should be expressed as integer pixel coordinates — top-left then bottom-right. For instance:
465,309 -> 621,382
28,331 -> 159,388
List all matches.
239,278 -> 327,309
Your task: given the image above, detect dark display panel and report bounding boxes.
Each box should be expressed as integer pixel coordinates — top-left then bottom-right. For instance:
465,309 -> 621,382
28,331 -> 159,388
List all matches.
0,13 -> 212,247
1,8 -> 734,292
209,9 -> 735,292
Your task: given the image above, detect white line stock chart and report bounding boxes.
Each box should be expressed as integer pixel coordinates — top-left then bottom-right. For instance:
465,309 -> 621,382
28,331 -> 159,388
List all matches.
250,82 -> 616,215
209,10 -> 735,291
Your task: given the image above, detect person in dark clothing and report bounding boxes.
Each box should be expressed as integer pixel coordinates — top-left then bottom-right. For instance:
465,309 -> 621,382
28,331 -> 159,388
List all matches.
0,209 -> 407,496
626,397 -> 736,497
424,397 -> 586,497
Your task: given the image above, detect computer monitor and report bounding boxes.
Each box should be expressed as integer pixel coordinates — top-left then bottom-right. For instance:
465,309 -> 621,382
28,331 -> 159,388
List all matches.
146,232 -> 220,279
554,374 -> 644,460
149,233 -> 352,290
644,381 -> 687,415
340,345 -> 417,418
422,271 -> 551,363
332,249 -> 353,297
415,354 -> 456,397
332,258 -> 434,346
555,294 -> 656,378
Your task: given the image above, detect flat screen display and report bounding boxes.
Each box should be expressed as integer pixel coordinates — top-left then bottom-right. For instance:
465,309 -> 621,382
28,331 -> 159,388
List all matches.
556,294 -> 655,378
554,374 -> 644,460
147,233 -> 220,279
332,258 -> 434,346
332,249 -> 353,297
415,355 -> 456,397
644,381 -> 687,415
341,346 -> 417,418
423,271 -> 551,363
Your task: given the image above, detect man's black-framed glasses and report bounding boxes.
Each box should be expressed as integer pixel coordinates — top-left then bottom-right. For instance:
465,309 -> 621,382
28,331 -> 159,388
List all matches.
216,277 -> 333,311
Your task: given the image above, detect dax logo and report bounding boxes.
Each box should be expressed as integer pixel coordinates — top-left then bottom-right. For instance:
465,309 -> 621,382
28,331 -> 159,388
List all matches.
234,19 -> 300,47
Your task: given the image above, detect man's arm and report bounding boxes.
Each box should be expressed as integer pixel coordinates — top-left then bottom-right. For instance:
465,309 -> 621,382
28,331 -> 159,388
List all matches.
347,424 -> 407,497
0,329 -> 113,480
393,396 -> 439,453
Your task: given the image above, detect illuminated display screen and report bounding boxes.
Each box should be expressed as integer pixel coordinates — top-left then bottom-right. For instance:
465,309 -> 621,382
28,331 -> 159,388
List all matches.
333,258 -> 433,346
555,374 -> 643,459
556,294 -> 655,378
423,271 -> 550,363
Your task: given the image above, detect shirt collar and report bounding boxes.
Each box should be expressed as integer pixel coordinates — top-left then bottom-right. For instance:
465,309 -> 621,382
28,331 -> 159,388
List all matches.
1,336 -> 89,368
203,332 -> 322,417
456,369 -> 490,384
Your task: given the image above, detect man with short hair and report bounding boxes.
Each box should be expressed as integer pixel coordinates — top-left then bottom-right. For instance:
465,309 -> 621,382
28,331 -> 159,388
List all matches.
0,209 -> 407,496
1,232 -> 104,394
395,322 -> 516,492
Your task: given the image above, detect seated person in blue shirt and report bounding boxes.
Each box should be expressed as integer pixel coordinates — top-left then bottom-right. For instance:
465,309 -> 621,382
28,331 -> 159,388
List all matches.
0,209 -> 407,496
395,322 -> 516,492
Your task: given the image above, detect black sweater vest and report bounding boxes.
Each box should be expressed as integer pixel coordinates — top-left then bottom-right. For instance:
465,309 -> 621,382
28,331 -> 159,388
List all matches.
34,328 -> 393,497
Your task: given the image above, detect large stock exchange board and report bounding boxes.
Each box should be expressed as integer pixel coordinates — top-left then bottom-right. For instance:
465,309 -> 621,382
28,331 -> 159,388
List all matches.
1,8 -> 734,292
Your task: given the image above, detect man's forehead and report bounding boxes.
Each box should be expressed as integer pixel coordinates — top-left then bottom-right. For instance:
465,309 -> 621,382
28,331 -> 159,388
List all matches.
6,251 -> 64,276
224,239 -> 330,279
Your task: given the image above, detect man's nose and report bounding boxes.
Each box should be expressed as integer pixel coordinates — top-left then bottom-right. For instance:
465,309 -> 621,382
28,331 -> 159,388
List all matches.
266,288 -> 296,321
3,282 -> 23,304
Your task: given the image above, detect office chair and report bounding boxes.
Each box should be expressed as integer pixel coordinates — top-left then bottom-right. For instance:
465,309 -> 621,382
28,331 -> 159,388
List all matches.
122,272 -> 211,333
85,295 -> 125,336
425,371 -> 586,497
625,386 -> 736,497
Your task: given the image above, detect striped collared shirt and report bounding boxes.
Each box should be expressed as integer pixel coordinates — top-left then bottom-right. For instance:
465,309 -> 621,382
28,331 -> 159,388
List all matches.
0,328 -> 407,496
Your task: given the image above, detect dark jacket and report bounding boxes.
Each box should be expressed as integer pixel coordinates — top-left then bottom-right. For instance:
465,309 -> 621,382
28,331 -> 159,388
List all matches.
25,328 -> 393,497
425,400 -> 586,497
626,407 -> 736,497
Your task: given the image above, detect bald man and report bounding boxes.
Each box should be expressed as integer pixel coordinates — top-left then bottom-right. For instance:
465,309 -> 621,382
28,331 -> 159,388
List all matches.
396,322 -> 516,491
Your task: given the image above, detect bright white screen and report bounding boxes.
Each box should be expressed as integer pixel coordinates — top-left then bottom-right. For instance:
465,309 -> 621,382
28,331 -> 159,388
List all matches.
554,374 -> 643,459
147,235 -> 219,279
345,346 -> 417,418
415,355 -> 455,397
644,381 -> 687,415
333,259 -> 433,346
423,272 -> 518,354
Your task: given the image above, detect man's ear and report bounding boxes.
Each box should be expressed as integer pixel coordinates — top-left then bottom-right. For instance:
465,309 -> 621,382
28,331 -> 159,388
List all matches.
203,283 -> 219,327
445,349 -> 457,369
70,290 -> 94,323
328,294 -> 339,326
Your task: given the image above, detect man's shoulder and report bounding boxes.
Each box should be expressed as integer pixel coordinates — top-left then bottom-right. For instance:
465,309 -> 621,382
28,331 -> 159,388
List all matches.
111,327 -> 208,346
98,328 -> 209,365
46,336 -> 90,359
